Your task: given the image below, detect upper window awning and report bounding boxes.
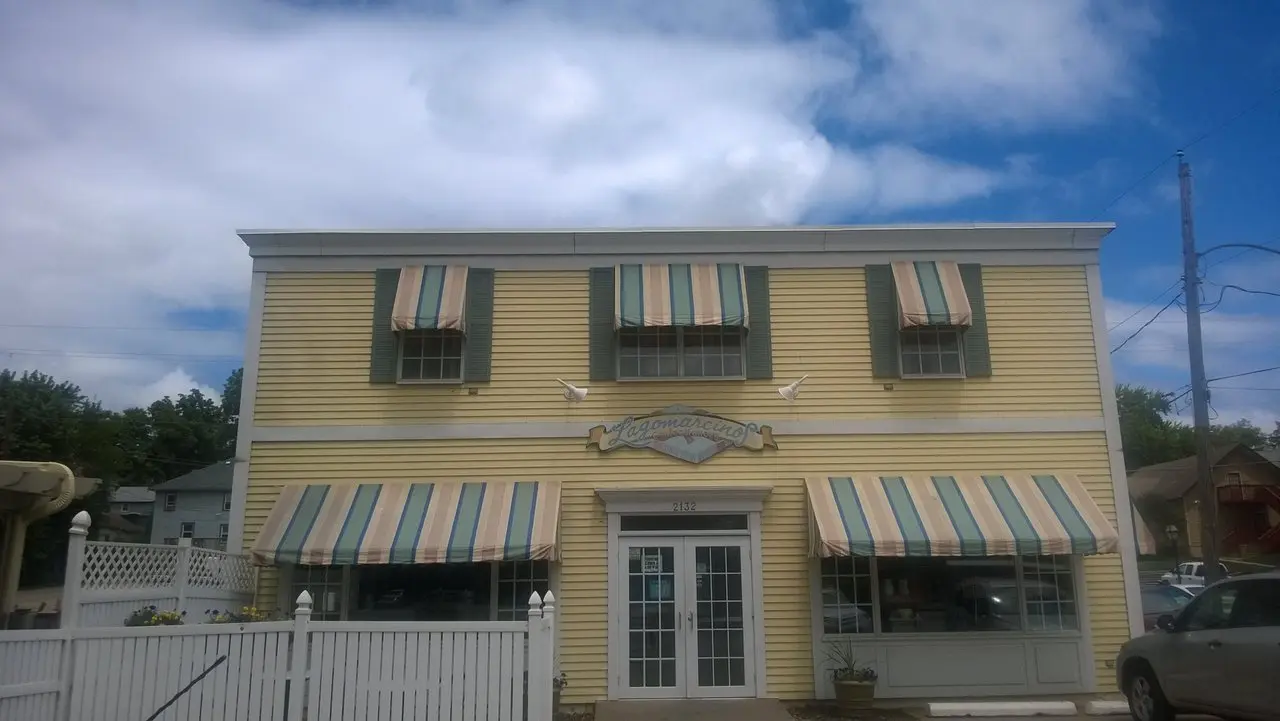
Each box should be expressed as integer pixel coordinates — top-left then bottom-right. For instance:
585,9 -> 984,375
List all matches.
251,481 -> 561,566
391,265 -> 469,332
615,263 -> 749,329
891,260 -> 973,328
806,473 -> 1118,558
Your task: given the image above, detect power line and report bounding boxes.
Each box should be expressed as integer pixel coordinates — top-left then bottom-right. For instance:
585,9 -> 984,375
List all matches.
1210,386 -> 1280,392
0,348 -> 240,363
1108,278 -> 1182,332
1110,295 -> 1182,354
1203,283 -> 1280,309
1209,366 -> 1280,383
0,323 -> 244,334
1090,83 -> 1280,220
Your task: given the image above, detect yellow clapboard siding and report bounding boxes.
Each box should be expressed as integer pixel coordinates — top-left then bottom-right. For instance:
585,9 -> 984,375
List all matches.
242,432 -> 1126,700
252,266 -> 1104,425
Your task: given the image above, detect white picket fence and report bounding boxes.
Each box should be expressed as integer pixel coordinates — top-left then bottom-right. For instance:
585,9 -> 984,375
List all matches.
68,513 -> 256,628
0,512 -> 558,721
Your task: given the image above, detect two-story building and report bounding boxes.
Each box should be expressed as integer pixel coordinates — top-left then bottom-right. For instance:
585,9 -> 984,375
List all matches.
228,225 -> 1142,704
150,461 -> 234,550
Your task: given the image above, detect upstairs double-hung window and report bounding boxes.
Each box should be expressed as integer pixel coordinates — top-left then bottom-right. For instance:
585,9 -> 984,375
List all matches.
866,260 -> 992,380
612,263 -> 751,380
367,265 -> 496,386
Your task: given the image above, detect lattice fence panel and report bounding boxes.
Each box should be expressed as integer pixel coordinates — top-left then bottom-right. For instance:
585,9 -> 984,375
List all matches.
81,542 -> 179,590
187,548 -> 256,594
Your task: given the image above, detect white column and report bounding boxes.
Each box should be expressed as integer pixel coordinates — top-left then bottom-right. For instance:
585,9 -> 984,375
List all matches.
287,591 -> 313,721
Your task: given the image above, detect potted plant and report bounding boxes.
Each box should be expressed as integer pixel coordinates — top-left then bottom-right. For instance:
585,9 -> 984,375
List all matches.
826,640 -> 877,711
206,606 -> 278,624
124,606 -> 186,626
552,670 -> 567,714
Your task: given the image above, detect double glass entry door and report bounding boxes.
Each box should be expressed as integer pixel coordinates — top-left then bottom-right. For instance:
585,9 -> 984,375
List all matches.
621,537 -> 756,698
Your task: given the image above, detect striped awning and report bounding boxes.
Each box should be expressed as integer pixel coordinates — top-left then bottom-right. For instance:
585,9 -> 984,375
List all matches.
391,265 -> 469,332
806,473 -> 1118,558
891,261 -> 972,328
251,481 -> 561,566
615,263 -> 749,329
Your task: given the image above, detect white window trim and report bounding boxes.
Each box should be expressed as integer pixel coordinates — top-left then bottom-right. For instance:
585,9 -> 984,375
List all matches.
396,329 -> 466,385
897,325 -> 966,380
615,326 -> 747,382
179,522 -> 195,538
223,494 -> 232,512
163,493 -> 177,512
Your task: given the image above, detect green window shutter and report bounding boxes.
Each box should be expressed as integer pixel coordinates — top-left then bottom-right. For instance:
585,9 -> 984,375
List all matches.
958,264 -> 992,378
369,269 -> 399,383
744,266 -> 773,380
589,267 -> 617,381
463,268 -> 496,383
865,265 -> 901,378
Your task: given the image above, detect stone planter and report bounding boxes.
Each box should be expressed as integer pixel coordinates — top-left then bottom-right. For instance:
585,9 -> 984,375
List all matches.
833,679 -> 875,711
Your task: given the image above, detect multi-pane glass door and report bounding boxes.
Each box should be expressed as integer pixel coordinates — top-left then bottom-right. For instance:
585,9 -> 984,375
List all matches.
621,537 -> 755,699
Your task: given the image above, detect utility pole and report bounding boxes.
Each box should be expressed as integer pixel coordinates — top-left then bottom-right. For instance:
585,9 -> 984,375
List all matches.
1178,151 -> 1222,583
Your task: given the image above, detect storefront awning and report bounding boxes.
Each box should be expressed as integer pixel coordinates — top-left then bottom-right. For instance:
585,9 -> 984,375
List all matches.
391,265 -> 469,332
615,263 -> 749,328
251,481 -> 561,566
806,473 -> 1118,558
891,261 -> 973,328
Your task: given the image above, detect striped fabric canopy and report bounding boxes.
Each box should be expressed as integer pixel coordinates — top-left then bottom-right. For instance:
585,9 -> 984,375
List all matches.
391,265 -> 469,332
891,260 -> 973,328
615,263 -> 749,329
251,481 -> 561,566
806,473 -> 1118,558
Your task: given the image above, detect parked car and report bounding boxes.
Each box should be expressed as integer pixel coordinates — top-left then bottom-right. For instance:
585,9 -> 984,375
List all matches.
1139,585 -> 1196,631
1116,571 -> 1280,721
1159,561 -> 1229,587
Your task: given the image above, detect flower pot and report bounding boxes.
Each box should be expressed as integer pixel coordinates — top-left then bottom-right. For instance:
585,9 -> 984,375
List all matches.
833,679 -> 875,711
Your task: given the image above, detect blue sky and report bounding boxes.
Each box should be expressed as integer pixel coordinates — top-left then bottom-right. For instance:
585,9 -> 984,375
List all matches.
0,0 -> 1277,427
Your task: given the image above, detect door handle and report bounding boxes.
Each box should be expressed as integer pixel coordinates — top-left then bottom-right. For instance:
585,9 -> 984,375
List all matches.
687,610 -> 695,629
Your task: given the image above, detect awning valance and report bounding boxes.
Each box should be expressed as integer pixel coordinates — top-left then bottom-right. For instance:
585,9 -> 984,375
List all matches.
806,473 -> 1118,558
391,265 -> 469,332
891,261 -> 972,328
251,481 -> 561,566
615,263 -> 749,329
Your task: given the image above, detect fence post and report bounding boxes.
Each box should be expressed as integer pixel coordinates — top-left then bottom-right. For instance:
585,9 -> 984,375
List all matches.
174,537 -> 192,614
287,591 -> 313,721
526,591 -> 552,721
55,512 -> 91,721
60,512 -> 90,630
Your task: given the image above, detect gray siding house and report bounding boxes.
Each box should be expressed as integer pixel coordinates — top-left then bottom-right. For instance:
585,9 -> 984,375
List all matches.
101,486 -> 155,543
150,461 -> 234,550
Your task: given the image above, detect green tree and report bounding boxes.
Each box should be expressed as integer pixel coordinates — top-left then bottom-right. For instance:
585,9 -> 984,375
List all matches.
1116,383 -> 1272,471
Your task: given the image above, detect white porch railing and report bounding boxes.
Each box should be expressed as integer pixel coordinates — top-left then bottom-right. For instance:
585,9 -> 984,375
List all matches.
68,513 -> 257,627
0,513 -> 559,721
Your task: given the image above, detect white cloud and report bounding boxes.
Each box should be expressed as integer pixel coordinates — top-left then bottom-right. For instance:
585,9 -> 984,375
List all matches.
846,0 -> 1159,130
0,0 -> 1158,407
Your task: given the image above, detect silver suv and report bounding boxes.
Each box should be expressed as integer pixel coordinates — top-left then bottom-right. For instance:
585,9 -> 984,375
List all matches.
1116,571 -> 1280,721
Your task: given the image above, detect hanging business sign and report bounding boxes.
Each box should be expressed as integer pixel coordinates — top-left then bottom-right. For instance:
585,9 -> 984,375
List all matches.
587,405 -> 777,464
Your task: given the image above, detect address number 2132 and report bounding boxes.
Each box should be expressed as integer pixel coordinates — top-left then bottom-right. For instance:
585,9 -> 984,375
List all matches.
671,501 -> 697,512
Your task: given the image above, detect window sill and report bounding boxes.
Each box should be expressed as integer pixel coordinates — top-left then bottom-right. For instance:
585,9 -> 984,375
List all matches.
615,376 -> 747,383
897,374 -> 967,381
395,379 -> 465,386
819,630 -> 1082,641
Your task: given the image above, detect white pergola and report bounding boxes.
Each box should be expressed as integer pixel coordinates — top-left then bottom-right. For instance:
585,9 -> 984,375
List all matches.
0,461 -> 100,618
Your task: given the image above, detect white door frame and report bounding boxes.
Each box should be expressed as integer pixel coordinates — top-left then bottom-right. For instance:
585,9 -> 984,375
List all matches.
599,485 -> 772,700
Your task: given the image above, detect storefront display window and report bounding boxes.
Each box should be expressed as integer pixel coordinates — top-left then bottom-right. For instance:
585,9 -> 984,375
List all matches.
819,555 -> 1078,636
820,556 -> 873,634
286,561 -> 550,622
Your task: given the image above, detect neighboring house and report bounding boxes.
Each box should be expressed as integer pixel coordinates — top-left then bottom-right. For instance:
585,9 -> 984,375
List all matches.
98,485 -> 155,543
1129,443 -> 1280,558
230,224 -> 1140,703
150,461 -> 234,551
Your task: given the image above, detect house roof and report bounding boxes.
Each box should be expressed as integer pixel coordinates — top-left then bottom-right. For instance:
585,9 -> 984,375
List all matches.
150,461 -> 234,492
1128,443 -> 1276,501
110,486 -> 155,504
1262,449 -> 1280,465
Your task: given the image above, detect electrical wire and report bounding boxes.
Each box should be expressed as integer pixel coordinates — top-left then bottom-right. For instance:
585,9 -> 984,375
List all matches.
1110,295 -> 1182,354
1108,278 -> 1183,332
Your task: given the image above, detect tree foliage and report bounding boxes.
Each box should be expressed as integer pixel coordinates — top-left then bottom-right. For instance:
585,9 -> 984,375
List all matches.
1116,383 -> 1273,472
0,367 -> 242,586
